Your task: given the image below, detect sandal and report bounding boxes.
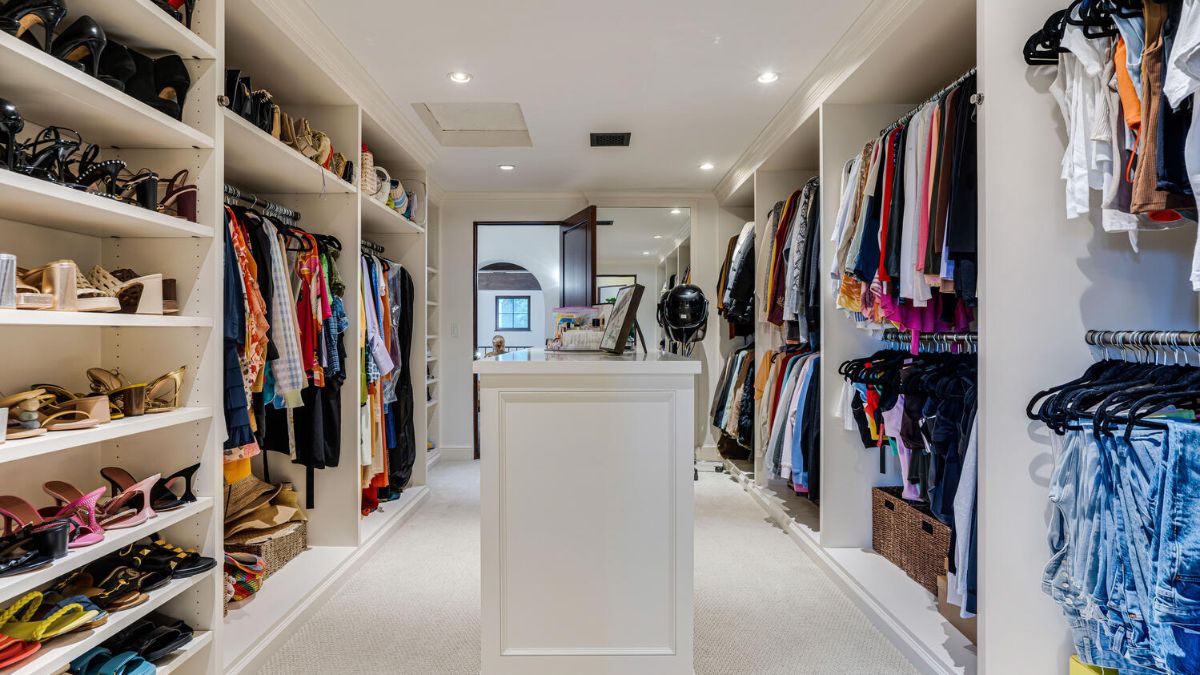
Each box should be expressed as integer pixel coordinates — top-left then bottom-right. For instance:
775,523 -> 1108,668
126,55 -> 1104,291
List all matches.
43,478 -> 155,531
39,593 -> 108,630
86,369 -> 147,418
20,261 -> 120,313
125,538 -> 215,579
111,269 -> 177,315
146,366 -> 185,411
33,389 -> 111,425
0,520 -> 69,577
52,569 -> 146,613
85,266 -> 163,315
101,464 -> 197,513
0,639 -> 39,668
0,592 -> 98,642
1,389 -> 47,440
13,278 -> 52,310
97,651 -> 155,675
108,611 -> 193,662
70,646 -> 112,675
157,169 -> 197,223
7,488 -> 107,548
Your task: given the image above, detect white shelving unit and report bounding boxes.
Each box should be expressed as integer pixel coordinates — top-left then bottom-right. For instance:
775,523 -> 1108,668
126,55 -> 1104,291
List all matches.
0,0 -> 223,672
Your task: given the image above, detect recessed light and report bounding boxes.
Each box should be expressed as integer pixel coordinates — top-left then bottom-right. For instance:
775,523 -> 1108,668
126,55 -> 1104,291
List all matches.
670,208 -> 682,215
448,71 -> 473,83
757,71 -> 780,84
653,235 -> 664,240
699,162 -> 715,171
498,164 -> 516,171
642,251 -> 652,255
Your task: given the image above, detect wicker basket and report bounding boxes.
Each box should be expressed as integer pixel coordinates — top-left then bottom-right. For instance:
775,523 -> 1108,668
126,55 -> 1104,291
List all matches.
360,144 -> 377,196
225,521 -> 308,579
871,487 -> 951,594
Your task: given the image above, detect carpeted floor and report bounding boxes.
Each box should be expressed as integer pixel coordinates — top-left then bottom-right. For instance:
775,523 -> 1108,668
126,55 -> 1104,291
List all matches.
257,461 -> 918,675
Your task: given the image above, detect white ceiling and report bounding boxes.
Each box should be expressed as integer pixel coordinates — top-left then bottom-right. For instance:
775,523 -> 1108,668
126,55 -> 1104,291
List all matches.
597,207 -> 691,265
305,0 -> 872,193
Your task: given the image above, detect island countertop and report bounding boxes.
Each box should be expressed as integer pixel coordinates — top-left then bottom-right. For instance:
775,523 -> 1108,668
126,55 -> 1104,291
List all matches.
472,348 -> 701,376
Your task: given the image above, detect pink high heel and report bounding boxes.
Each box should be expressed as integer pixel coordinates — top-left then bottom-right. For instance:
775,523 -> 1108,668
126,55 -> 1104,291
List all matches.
42,477 -> 158,531
0,493 -> 104,549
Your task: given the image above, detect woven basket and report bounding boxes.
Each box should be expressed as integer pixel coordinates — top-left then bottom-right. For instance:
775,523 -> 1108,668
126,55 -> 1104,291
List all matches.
871,487 -> 951,594
361,145 -> 377,195
225,521 -> 308,580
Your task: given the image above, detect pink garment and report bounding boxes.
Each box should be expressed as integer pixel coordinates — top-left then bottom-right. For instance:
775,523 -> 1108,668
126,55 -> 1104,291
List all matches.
878,293 -> 973,343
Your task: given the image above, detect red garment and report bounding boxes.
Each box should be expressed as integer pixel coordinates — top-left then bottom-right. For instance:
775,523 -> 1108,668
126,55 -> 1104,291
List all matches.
877,128 -> 901,286
766,191 -> 802,326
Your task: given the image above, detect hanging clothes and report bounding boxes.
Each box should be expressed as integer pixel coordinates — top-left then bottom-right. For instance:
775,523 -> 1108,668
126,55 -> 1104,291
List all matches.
760,179 -> 822,345
710,345 -> 755,458
758,348 -> 821,500
837,345 -> 977,618
718,222 -> 755,336
830,73 -> 978,339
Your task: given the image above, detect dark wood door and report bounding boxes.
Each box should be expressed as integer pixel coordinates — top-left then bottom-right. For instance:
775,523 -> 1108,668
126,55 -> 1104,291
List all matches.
560,206 -> 597,307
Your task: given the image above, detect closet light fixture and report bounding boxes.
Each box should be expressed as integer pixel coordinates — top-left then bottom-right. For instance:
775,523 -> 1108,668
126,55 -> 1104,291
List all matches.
699,162 -> 715,171
448,71 -> 473,83
654,235 -> 664,239
670,208 -> 682,215
643,251 -> 652,255
498,164 -> 516,171
757,71 -> 780,84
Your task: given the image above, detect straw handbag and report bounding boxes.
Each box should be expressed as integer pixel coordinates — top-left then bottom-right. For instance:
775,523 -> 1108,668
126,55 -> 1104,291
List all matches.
361,144 -> 377,195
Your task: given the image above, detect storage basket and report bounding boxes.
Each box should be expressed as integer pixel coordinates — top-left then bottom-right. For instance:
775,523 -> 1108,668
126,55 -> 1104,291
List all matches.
361,144 -> 377,195
225,521 -> 308,579
871,487 -> 951,594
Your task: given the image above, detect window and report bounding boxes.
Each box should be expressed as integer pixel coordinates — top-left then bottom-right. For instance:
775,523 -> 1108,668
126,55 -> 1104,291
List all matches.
496,296 -> 531,331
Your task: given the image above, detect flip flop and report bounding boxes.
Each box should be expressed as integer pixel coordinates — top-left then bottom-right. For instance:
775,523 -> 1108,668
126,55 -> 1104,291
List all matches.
0,639 -> 40,668
0,592 -> 98,642
70,646 -> 111,675
95,650 -> 155,675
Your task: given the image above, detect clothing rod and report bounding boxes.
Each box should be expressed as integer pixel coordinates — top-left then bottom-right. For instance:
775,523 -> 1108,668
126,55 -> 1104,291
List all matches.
880,67 -> 979,136
361,239 -> 386,254
223,183 -> 302,222
883,329 -> 978,343
1085,330 -> 1200,348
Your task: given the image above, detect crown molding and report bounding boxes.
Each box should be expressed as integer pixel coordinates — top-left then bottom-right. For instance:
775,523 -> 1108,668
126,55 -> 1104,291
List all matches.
442,191 -> 588,203
713,0 -> 923,205
265,0 -> 439,169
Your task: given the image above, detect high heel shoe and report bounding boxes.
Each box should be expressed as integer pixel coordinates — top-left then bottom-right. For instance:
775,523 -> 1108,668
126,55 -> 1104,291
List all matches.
166,0 -> 197,29
15,127 -> 81,183
113,168 -> 159,210
0,0 -> 67,52
87,266 -> 163,315
86,368 -> 148,418
51,15 -> 106,79
127,50 -> 191,122
145,366 -> 185,412
150,0 -> 183,24
97,41 -> 135,91
0,99 -> 22,171
101,463 -> 197,513
110,267 -> 176,314
157,169 -> 197,222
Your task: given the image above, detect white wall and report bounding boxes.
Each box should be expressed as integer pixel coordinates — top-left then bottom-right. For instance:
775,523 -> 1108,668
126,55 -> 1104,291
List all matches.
979,1 -> 1200,671
477,289 -> 547,350
441,195 -> 589,451
476,224 -> 562,338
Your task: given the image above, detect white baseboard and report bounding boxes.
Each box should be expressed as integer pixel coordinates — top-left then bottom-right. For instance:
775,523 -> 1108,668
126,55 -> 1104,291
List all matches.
439,445 -> 475,461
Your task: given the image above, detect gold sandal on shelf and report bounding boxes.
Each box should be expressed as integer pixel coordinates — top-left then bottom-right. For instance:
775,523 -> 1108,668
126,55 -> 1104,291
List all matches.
87,368 -> 147,418
20,261 -> 119,313
145,367 -> 185,414
0,390 -> 47,440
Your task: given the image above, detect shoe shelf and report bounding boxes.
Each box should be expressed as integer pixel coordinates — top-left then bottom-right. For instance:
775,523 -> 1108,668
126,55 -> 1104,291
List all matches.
153,629 -> 213,675
222,110 -> 355,196
4,570 -> 215,675
0,170 -> 213,239
65,0 -> 217,60
0,407 -> 212,467
0,499 -> 214,608
361,194 -> 424,236
0,310 -> 213,328
0,33 -> 213,150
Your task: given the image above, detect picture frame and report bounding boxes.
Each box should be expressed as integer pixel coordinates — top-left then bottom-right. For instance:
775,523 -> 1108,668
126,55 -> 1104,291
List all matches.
600,284 -> 644,355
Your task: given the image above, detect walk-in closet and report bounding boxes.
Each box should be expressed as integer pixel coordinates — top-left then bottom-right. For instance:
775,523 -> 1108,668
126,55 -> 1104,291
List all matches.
3,0 -> 1200,673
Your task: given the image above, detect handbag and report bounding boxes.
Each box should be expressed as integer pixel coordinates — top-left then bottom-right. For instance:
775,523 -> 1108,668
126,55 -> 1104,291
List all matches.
361,144 -> 377,195
224,552 -> 266,603
249,89 -> 278,136
370,166 -> 391,204
313,131 -> 333,168
390,178 -> 408,213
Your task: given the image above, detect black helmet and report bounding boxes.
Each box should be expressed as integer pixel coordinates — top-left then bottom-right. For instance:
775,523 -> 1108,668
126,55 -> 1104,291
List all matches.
659,284 -> 708,345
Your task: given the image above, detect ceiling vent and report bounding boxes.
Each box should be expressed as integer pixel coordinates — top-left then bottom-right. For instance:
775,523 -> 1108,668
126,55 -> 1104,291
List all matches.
590,132 -> 631,148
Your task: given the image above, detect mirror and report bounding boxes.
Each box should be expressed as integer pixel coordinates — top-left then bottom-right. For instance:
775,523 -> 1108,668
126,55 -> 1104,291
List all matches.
596,207 -> 692,350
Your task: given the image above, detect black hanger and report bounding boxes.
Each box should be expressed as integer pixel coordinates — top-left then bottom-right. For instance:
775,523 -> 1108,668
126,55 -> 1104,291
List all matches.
1024,9 -> 1071,66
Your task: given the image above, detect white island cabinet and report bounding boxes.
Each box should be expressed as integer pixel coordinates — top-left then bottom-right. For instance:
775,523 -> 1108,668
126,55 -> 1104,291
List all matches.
474,349 -> 701,675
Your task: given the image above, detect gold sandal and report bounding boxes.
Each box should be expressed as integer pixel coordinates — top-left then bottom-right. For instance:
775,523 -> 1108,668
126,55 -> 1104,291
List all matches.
146,366 -> 185,413
87,368 -> 147,417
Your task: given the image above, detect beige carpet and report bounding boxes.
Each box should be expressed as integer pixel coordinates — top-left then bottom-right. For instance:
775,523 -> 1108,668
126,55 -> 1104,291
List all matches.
257,460 -> 918,675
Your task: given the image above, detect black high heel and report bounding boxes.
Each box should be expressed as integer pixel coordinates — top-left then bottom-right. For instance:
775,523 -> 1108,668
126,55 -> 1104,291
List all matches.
180,0 -> 196,29
114,167 -> 159,209
0,99 -> 23,171
149,0 -> 183,24
17,127 -> 81,183
51,15 -> 107,79
0,0 -> 66,52
127,51 -> 191,122
97,41 -> 135,92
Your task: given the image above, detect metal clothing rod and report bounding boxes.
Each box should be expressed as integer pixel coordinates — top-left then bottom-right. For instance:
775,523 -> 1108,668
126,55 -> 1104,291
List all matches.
1085,330 -> 1200,349
361,239 -> 385,254
883,329 -> 978,344
880,67 -> 979,136
223,183 -> 302,222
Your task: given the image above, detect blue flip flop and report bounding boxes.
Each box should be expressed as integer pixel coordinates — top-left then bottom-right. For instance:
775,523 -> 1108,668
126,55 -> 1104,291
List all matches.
68,646 -> 111,675
97,651 -> 155,675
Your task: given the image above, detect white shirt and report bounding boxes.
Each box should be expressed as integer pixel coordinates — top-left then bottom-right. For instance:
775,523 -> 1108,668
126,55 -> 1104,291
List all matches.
1164,0 -> 1200,290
